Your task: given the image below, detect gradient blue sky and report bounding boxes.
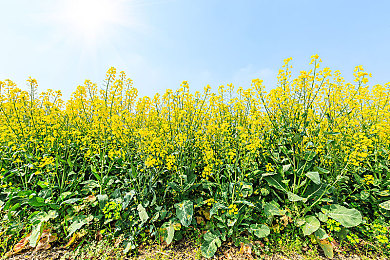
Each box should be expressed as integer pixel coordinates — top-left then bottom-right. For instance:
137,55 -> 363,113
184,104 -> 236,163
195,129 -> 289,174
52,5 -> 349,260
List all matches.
1,0 -> 389,100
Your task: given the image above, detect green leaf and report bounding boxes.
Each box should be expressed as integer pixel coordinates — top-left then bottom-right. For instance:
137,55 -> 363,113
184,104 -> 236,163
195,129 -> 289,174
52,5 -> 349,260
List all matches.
264,201 -> 286,216
287,192 -> 306,202
305,172 -> 321,185
97,194 -> 108,209
59,191 -> 73,201
29,222 -> 43,247
210,202 -> 227,217
227,219 -> 237,227
376,190 -> 390,196
322,204 -> 362,228
314,228 -> 329,240
250,224 -> 270,238
295,217 -> 305,227
360,190 -> 370,200
9,202 -> 20,211
314,166 -> 330,174
166,223 -> 175,245
123,239 -> 136,254
67,215 -> 92,237
201,231 -> 221,259
240,183 -> 253,197
318,239 -> 334,259
302,215 -> 320,236
61,198 -> 81,205
318,212 -> 328,222
122,190 -> 136,209
41,210 -> 58,222
379,200 -> 390,210
28,196 -> 46,207
282,164 -> 292,173
137,204 -> 149,223
30,210 -> 58,224
175,200 -> 193,227
263,175 -> 288,192
304,151 -> 316,161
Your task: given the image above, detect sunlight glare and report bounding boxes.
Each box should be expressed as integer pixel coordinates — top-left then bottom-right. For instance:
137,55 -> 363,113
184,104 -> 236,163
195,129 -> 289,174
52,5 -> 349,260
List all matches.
60,0 -> 124,45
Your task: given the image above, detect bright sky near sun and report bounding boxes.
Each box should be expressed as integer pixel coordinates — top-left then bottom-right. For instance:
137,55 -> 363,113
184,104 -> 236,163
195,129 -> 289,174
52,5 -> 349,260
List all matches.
1,0 -> 390,99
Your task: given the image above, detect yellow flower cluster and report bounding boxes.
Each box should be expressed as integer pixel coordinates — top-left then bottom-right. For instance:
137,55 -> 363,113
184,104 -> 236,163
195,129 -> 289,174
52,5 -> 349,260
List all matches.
266,163 -> 274,172
363,175 -> 375,185
228,204 -> 238,215
0,56 -> 389,188
102,201 -> 122,220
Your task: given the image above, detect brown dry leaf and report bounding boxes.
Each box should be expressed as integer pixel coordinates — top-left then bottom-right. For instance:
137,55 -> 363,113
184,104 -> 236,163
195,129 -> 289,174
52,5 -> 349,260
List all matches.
239,242 -> 252,257
196,216 -> 205,225
253,240 -> 264,248
64,233 -> 77,248
202,209 -> 211,220
13,234 -> 31,254
35,241 -> 51,251
35,232 -> 57,252
84,194 -> 96,203
223,249 -> 234,260
95,230 -> 103,241
280,215 -> 292,227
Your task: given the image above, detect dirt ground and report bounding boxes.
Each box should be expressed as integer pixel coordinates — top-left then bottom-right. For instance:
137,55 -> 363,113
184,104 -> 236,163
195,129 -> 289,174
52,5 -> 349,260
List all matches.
4,239 -> 385,260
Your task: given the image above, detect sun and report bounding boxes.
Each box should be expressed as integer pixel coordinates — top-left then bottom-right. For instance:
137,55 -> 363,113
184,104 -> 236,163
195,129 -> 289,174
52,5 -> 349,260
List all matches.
58,0 -> 124,46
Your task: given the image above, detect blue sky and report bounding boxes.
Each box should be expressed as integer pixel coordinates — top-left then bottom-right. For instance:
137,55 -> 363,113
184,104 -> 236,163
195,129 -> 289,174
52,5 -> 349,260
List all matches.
1,0 -> 389,100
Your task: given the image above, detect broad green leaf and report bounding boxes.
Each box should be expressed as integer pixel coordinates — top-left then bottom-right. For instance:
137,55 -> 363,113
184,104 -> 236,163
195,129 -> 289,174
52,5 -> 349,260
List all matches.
175,200 -> 193,227
97,194 -> 108,209
282,164 -> 292,173
322,204 -> 362,228
59,192 -> 73,201
318,239 -> 333,259
166,224 -> 175,245
61,198 -> 80,205
241,183 -> 253,197
31,210 -> 58,224
264,175 -> 288,192
295,217 -> 305,227
122,190 -> 136,209
376,190 -> 390,196
304,151 -> 316,161
227,219 -> 237,227
314,166 -> 330,174
137,204 -> 149,223
41,210 -> 58,222
318,212 -> 328,222
250,224 -> 270,238
67,215 -> 92,237
29,222 -> 43,247
302,215 -> 320,236
264,201 -> 286,216
314,228 -> 328,240
379,200 -> 390,210
28,196 -> 46,207
287,192 -> 306,202
305,172 -> 321,185
9,203 -> 20,211
123,240 -> 136,254
235,200 -> 255,207
201,231 -> 221,259
210,202 -> 227,217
